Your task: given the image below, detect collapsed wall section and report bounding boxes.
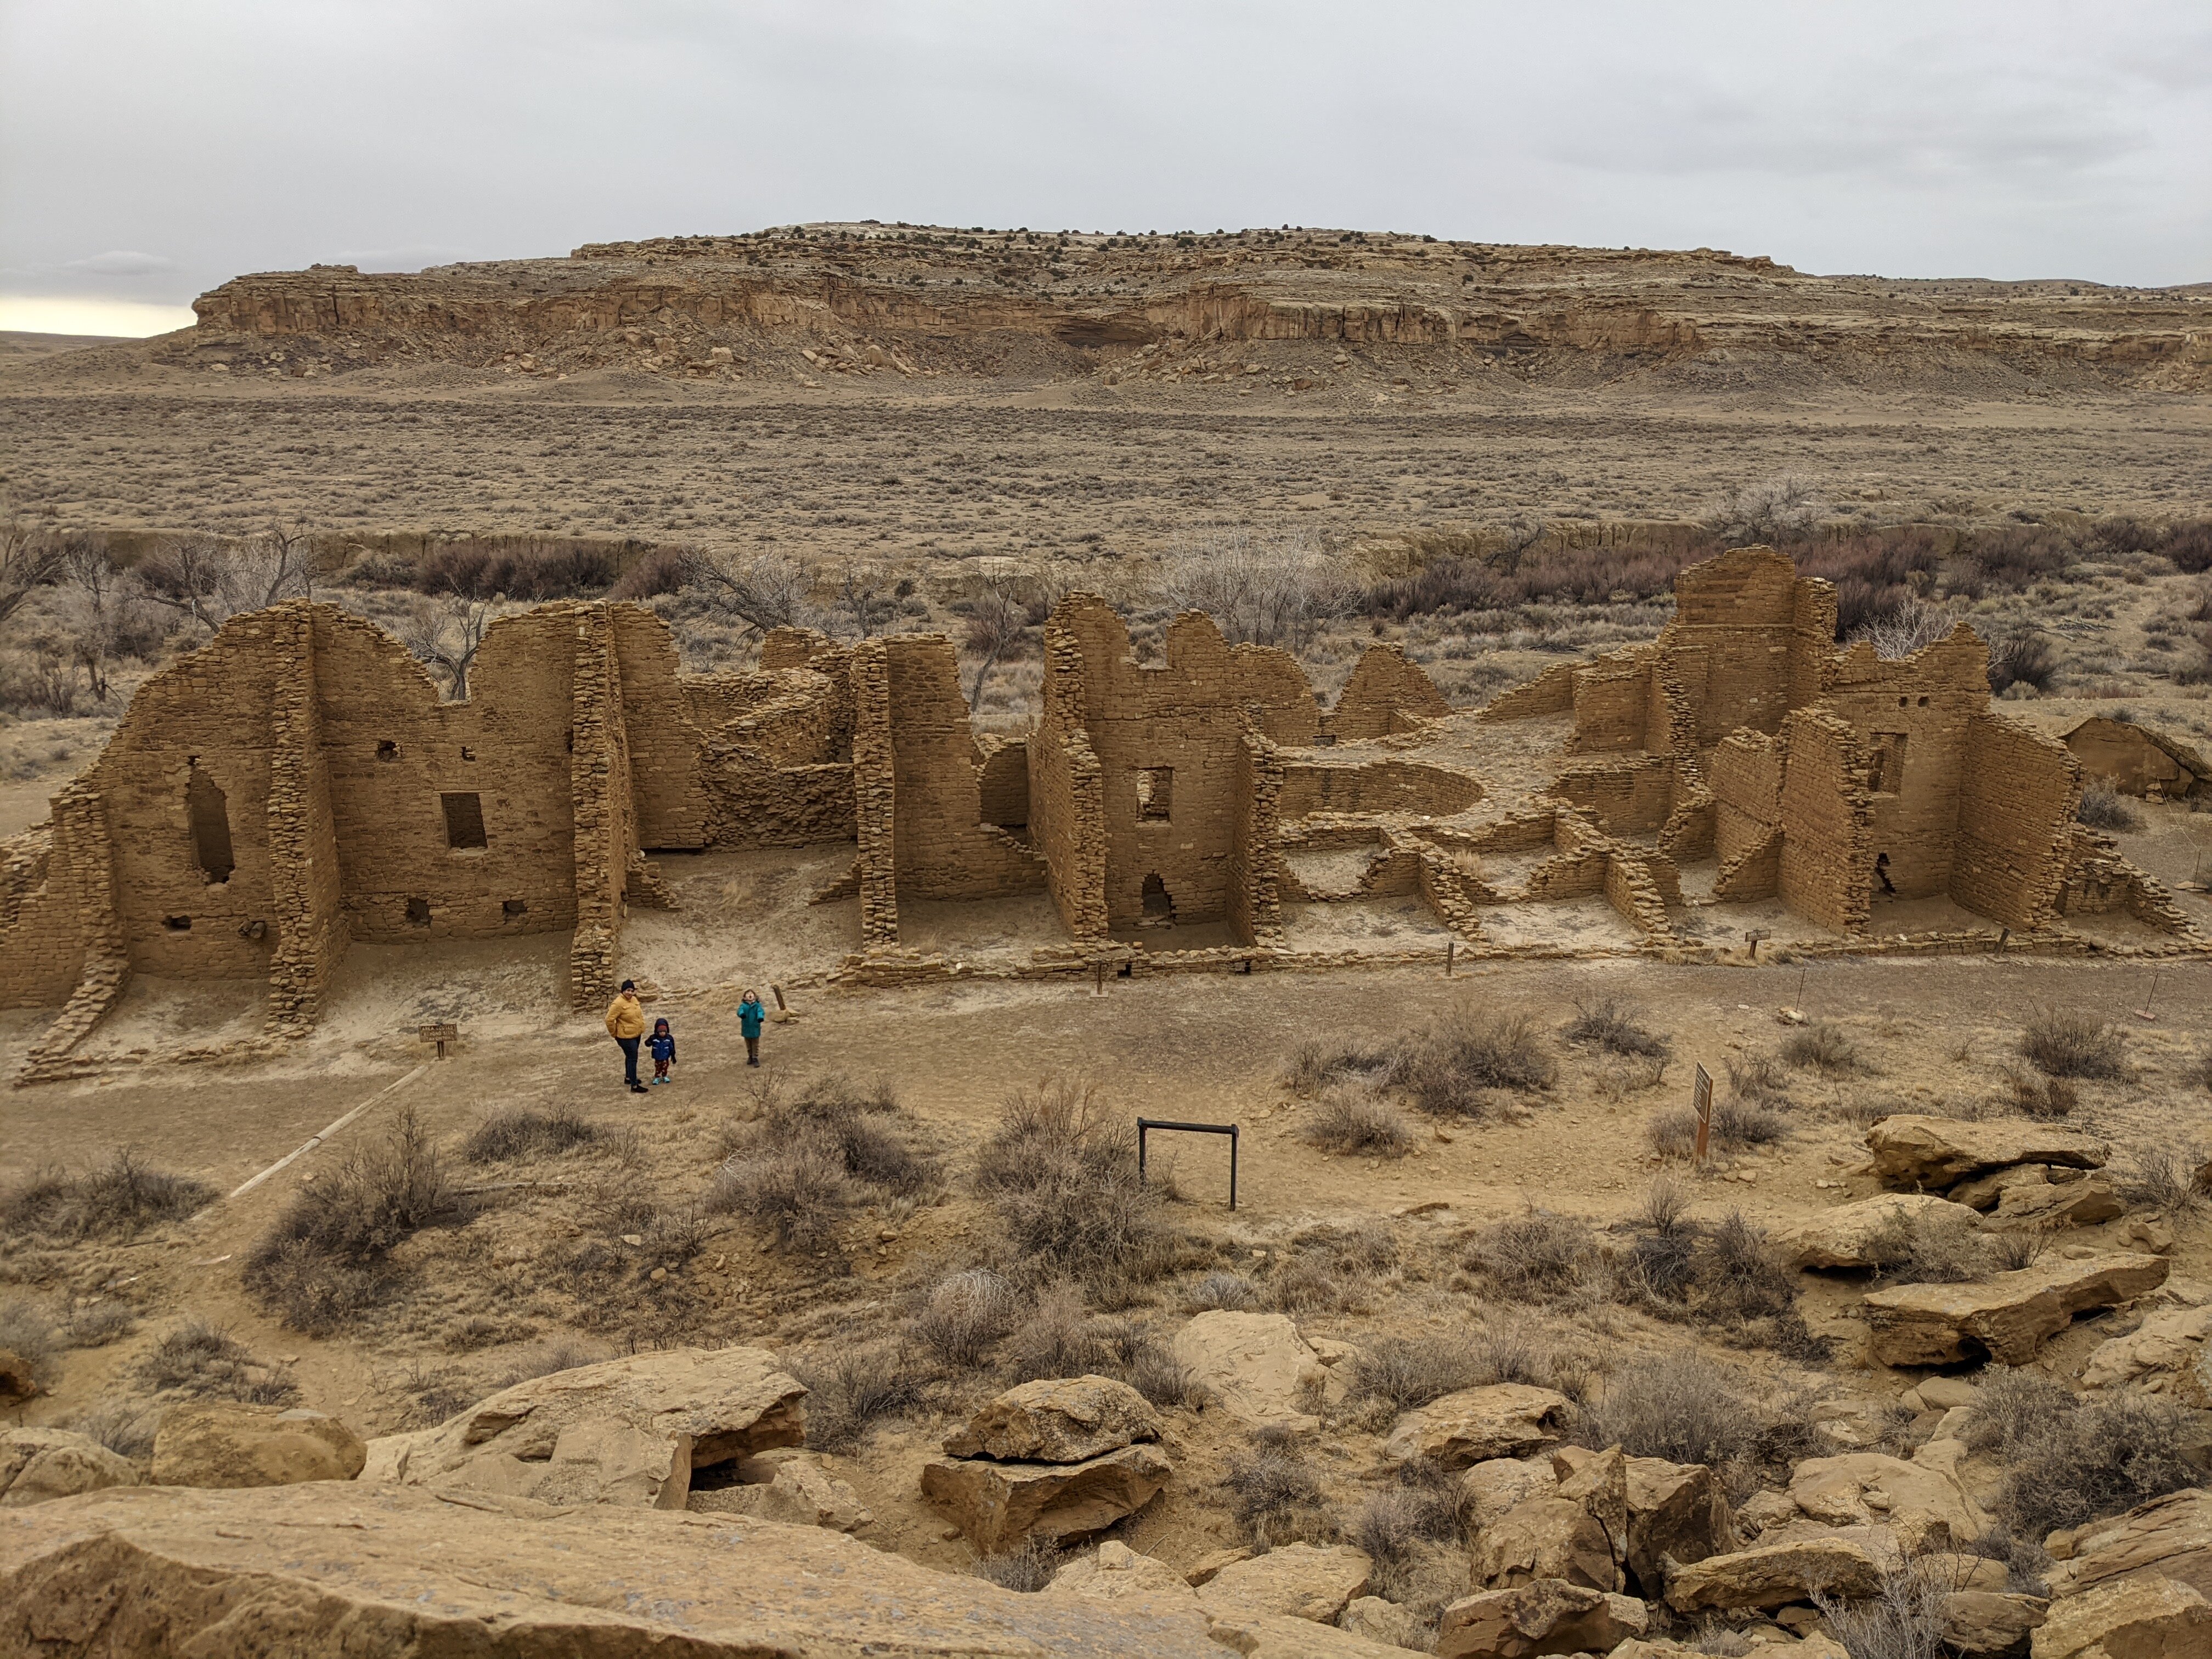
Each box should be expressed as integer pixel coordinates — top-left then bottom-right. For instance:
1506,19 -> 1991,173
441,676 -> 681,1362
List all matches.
1951,711 -> 2081,930
1327,644 -> 1451,741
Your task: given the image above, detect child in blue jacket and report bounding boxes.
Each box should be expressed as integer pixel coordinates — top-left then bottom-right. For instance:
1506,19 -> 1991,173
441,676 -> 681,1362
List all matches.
647,1017 -> 676,1084
738,990 -> 767,1066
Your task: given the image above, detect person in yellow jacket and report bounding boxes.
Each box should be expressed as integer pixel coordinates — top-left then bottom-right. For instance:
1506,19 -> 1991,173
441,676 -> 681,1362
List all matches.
605,979 -> 648,1094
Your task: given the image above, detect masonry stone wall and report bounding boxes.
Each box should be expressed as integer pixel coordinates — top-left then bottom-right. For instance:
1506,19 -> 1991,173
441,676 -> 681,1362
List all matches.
1775,711 -> 1874,932
1277,759 -> 1482,820
1953,712 -> 2081,930
1328,643 -> 1452,741
881,637 -> 1046,901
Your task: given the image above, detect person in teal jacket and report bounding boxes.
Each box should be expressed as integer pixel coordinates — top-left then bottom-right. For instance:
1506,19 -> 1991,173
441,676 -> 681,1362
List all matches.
738,989 -> 768,1066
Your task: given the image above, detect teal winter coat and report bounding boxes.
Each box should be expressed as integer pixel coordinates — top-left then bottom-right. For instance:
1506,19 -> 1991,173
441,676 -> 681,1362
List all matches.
738,998 -> 768,1037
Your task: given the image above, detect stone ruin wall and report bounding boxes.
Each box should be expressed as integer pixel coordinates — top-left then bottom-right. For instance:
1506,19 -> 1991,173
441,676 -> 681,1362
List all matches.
1952,713 -> 2084,931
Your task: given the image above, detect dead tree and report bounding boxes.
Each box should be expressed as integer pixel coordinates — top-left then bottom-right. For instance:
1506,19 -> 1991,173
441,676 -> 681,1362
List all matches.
962,576 -> 1030,712
681,548 -> 818,636
399,595 -> 495,700
0,500 -> 60,631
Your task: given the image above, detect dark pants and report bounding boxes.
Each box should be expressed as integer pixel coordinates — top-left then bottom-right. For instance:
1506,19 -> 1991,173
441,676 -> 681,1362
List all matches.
744,1035 -> 760,1064
617,1035 -> 641,1086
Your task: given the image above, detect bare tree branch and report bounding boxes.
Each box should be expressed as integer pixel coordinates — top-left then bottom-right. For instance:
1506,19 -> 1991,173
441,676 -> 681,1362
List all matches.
680,548 -> 819,636
398,595 -> 496,699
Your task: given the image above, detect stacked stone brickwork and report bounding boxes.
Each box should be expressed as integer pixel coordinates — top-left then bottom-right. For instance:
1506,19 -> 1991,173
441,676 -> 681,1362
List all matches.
1328,642 -> 1453,741
880,639 -> 1046,901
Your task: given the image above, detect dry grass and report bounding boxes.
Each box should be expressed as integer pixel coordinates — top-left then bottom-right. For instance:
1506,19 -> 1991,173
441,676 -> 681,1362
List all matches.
972,1079 -> 1177,1289
971,1537 -> 1062,1593
1966,1368 -> 2198,1537
137,1319 -> 300,1405
0,1149 -> 215,1242
1288,1006 -> 1555,1122
2119,1146 -> 2205,1218
1574,1350 -> 1763,1472
707,1075 -> 941,1254
2020,1008 -> 2128,1080
1864,1209 -> 1987,1284
464,1106 -> 601,1163
60,1400 -> 162,1462
794,1341 -> 925,1452
0,1299 -> 55,1383
1646,1097 -> 1789,1160
1999,1070 -> 2079,1119
1222,1435 -> 1330,1546
1462,1210 -> 1596,1303
1781,1022 -> 1864,1075
911,1268 -> 1023,1371
1185,1271 -> 1262,1312
2076,783 -> 2146,832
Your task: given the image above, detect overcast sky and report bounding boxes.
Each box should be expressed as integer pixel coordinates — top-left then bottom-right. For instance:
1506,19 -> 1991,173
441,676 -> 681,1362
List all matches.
3,0 -> 2208,336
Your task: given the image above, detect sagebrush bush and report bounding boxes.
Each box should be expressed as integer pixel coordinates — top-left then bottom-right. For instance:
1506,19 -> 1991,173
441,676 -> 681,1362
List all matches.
1864,1210 -> 1985,1285
708,1074 -> 939,1253
703,1147 -> 850,1252
2020,1009 -> 2126,1080
973,1080 -> 1173,1286
62,1400 -> 161,1461
795,1341 -> 924,1452
1351,1332 -> 1486,1409
1000,1281 -> 1108,1383
242,1109 -> 456,1334
464,1106 -> 600,1162
2075,783 -> 2145,833
971,1537 -> 1062,1593
911,1268 -> 1023,1370
0,1299 -> 55,1379
1465,1210 -> 1595,1302
1563,995 -> 1670,1058
2000,1070 -> 2078,1120
0,1149 -> 214,1242
2119,1146 -> 2204,1218
1967,1370 -> 2199,1537
1576,1350 -> 1762,1471
1302,1089 -> 1414,1158
137,1320 -> 299,1405
1781,1022 -> 1863,1075
1186,1271 -> 1262,1312
1355,1465 -> 1462,1600
1222,1440 -> 1329,1545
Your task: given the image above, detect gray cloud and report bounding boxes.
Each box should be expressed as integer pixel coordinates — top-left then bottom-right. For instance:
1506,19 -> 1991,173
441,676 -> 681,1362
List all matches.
1,0 -> 2205,332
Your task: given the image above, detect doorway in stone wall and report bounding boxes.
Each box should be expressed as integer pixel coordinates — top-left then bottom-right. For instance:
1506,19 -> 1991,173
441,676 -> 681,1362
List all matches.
1141,872 -> 1175,924
186,763 -> 234,884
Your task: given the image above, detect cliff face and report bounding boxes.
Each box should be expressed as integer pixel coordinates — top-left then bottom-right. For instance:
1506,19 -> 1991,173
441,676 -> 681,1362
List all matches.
179,223 -> 2212,390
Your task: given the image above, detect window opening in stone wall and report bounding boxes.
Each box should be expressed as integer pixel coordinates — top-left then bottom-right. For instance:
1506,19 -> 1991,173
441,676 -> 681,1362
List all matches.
460,747 -> 475,761
503,899 -> 528,920
442,792 -> 488,850
407,898 -> 432,926
187,764 -> 235,884
1875,853 -> 1897,896
1869,732 -> 1908,795
1136,766 -> 1173,820
1141,872 -> 1175,921
377,740 -> 398,761
164,915 -> 191,930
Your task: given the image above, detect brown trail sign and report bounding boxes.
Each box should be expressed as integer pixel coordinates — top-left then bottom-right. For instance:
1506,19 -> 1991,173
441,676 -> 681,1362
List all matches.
1692,1063 -> 1714,1163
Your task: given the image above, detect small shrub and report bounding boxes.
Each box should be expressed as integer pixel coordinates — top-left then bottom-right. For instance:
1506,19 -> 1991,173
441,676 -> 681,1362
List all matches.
0,1299 -> 56,1377
1351,1333 -> 1485,1409
795,1341 -> 924,1452
1726,1051 -> 1791,1103
1464,1210 -> 1595,1302
2000,1070 -> 2078,1119
1576,1350 -> 1762,1471
2020,1009 -> 2126,1080
0,1149 -> 215,1242
496,1338 -> 609,1385
1186,1271 -> 1262,1312
1564,995 -> 1670,1058
1864,1210 -> 1985,1285
1988,627 -> 2061,696
912,1268 -> 1022,1371
1968,1372 -> 2198,1537
1712,1096 -> 1790,1148
1001,1281 -> 1109,1383
63,1301 -> 138,1348
1222,1440 -> 1329,1545
1404,1009 -> 1556,1114
1120,1340 -> 1200,1410
973,1080 -> 1172,1286
138,1320 -> 299,1405
464,1106 -> 600,1163
242,1108 -> 457,1334
2120,1146 -> 2204,1218
1812,1568 -> 1947,1659
2076,783 -> 2145,833
1355,1469 -> 1461,1599
1646,1107 -> 1699,1161
972,1537 -> 1062,1593
62,1401 -> 160,1462
1781,1022 -> 1863,1075
1303,1090 -> 1414,1158
703,1147 -> 851,1252
1284,1037 -> 1393,1097
1988,1227 -> 2050,1272
1638,1172 -> 1691,1235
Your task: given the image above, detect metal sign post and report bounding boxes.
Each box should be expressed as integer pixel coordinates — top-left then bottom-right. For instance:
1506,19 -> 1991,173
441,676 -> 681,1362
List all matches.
1137,1118 -> 1239,1210
1692,1064 -> 1713,1163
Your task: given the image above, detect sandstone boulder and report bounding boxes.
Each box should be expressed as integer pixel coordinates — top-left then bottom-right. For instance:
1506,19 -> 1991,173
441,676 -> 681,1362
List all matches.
2080,1303 -> 2212,1408
1940,1589 -> 2047,1655
1472,1494 -> 1620,1592
1434,1578 -> 1649,1659
1662,1536 -> 1884,1612
2044,1489 -> 2212,1602
0,1482 -> 1229,1656
1206,1610 -> 1413,1656
1785,1450 -> 1991,1554
150,1403 -> 365,1489
1339,1594 -> 1424,1649
1921,1552 -> 2014,1593
0,1427 -> 138,1508
366,1345 -> 805,1509
1863,1252 -> 2169,1367
921,1442 -> 1170,1552
1989,1173 -> 2125,1231
944,1374 -> 1161,1464
2030,1574 -> 2210,1659
1772,1193 -> 1984,1269
1170,1312 -> 1326,1432
1384,1384 -> 1571,1469
686,1450 -> 871,1531
1460,1457 -> 1558,1528
1620,1455 -> 1735,1592
1553,1444 -> 1628,1564
1047,1539 -> 1201,1621
1951,1163 -> 2078,1211
1866,1116 -> 2107,1190
0,1350 -> 36,1402
1197,1542 -> 1374,1623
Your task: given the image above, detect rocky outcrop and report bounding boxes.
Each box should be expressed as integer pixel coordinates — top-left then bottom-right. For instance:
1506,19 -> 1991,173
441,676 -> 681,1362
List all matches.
1866,1116 -> 2107,1191
1662,1536 -> 1884,1612
1773,1193 -> 1984,1269
2032,1575 -> 2211,1658
1472,1493 -> 1621,1592
1863,1252 -> 2169,1367
943,1374 -> 1160,1463
1171,1312 -> 1327,1432
1941,1590 -> 2047,1655
2045,1489 -> 2212,1602
0,1482 -> 1232,1656
2081,1304 -> 2212,1407
922,1444 -> 1171,1553
1434,1579 -> 1650,1659
1462,1457 -> 1560,1527
1987,1171 -> 2125,1231
685,1450 -> 871,1531
1618,1454 -> 1736,1592
1384,1384 -> 1571,1469
0,1427 -> 138,1508
363,1346 -> 805,1509
150,1404 -> 366,1489
1196,1542 -> 1374,1624
1785,1449 -> 1992,1554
